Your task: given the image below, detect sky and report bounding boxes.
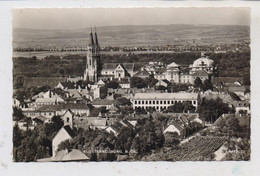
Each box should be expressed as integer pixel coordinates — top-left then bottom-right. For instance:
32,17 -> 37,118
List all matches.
13,7 -> 250,29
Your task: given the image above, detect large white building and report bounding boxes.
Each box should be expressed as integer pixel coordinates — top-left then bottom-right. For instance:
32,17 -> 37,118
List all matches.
132,92 -> 199,111
153,55 -> 214,85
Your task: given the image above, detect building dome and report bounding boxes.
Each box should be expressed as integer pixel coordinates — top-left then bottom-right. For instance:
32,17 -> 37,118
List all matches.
192,57 -> 214,67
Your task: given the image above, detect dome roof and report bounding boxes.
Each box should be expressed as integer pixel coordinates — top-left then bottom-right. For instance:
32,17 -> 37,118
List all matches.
167,62 -> 179,68
192,57 -> 214,67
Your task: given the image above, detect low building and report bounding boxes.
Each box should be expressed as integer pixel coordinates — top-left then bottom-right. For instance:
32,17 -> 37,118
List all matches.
132,92 -> 198,111
163,121 -> 186,137
52,126 -> 76,157
228,86 -> 246,97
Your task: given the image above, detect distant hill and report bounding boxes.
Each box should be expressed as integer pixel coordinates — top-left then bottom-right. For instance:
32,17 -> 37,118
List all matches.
13,24 -> 250,48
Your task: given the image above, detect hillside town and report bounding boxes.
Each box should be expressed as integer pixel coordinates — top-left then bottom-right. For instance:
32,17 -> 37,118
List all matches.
13,30 -> 250,162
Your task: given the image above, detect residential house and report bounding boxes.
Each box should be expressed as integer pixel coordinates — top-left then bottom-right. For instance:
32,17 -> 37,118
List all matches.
52,126 -> 76,157
163,120 -> 186,137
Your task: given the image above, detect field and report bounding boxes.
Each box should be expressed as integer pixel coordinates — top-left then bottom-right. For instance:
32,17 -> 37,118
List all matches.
142,136 -> 227,161
13,24 -> 250,49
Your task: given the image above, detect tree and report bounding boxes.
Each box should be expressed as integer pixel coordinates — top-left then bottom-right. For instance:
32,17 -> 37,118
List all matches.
194,77 -> 203,89
203,79 -> 213,91
13,107 -> 24,121
164,132 -> 180,147
116,97 -> 131,106
130,77 -> 147,88
183,101 -> 196,113
167,102 -> 184,113
105,81 -> 119,89
197,98 -> 231,123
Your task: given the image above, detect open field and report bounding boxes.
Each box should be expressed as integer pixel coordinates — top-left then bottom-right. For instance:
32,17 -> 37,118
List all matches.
13,24 -> 250,49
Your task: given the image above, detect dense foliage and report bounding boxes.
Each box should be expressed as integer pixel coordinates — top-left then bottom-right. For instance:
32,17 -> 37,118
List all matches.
197,98 -> 233,123
13,116 -> 64,162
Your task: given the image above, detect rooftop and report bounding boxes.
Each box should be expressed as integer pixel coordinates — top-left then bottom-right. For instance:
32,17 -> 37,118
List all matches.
133,92 -> 198,100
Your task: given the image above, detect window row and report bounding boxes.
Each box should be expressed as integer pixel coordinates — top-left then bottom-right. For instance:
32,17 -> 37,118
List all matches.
134,100 -> 197,105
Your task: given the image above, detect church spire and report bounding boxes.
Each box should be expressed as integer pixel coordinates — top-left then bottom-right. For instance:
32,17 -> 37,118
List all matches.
89,26 -> 94,46
94,26 -> 99,45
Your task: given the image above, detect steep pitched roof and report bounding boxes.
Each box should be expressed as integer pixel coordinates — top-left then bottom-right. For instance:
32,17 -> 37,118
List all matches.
228,86 -> 246,93
102,63 -> 134,73
59,81 -> 75,89
54,149 -> 89,161
61,103 -> 92,110
134,69 -> 150,77
92,99 -> 116,106
37,104 -> 62,112
212,77 -> 243,86
63,125 -> 76,138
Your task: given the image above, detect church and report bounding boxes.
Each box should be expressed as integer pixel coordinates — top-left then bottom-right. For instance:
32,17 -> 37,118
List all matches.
83,29 -> 134,82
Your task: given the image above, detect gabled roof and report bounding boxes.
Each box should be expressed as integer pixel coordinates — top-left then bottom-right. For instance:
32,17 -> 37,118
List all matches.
54,149 -> 89,161
212,77 -> 243,86
134,69 -> 150,77
37,104 -> 62,112
61,103 -> 92,110
192,70 -> 209,77
228,86 -> 246,93
167,120 -> 185,132
63,125 -> 76,138
92,99 -> 116,106
59,81 -> 75,89
102,63 -> 134,72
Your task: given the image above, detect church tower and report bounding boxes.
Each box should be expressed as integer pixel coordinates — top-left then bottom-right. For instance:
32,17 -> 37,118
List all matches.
84,27 -> 100,82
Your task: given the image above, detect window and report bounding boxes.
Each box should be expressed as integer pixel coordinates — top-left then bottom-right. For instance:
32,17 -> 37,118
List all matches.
193,101 -> 196,104
49,113 -> 51,115
171,100 -> 174,104
142,101 -> 144,104
67,117 -> 70,123
160,101 -> 163,104
164,101 -> 166,104
149,101 -> 151,104
146,101 -> 148,104
153,101 -> 155,104
168,101 -> 170,104
135,101 -> 137,104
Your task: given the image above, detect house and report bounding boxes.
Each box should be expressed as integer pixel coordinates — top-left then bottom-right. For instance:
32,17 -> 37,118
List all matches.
52,126 -> 76,157
74,117 -> 107,130
228,86 -> 246,97
155,79 -> 171,87
92,99 -> 117,110
212,77 -> 243,89
118,79 -> 131,89
33,90 -> 65,108
230,101 -> 250,114
53,149 -> 89,162
56,81 -> 75,90
134,68 -> 151,79
163,120 -> 186,137
61,109 -> 76,128
13,98 -> 21,108
60,103 -> 92,116
37,149 -> 89,162
96,79 -> 105,87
